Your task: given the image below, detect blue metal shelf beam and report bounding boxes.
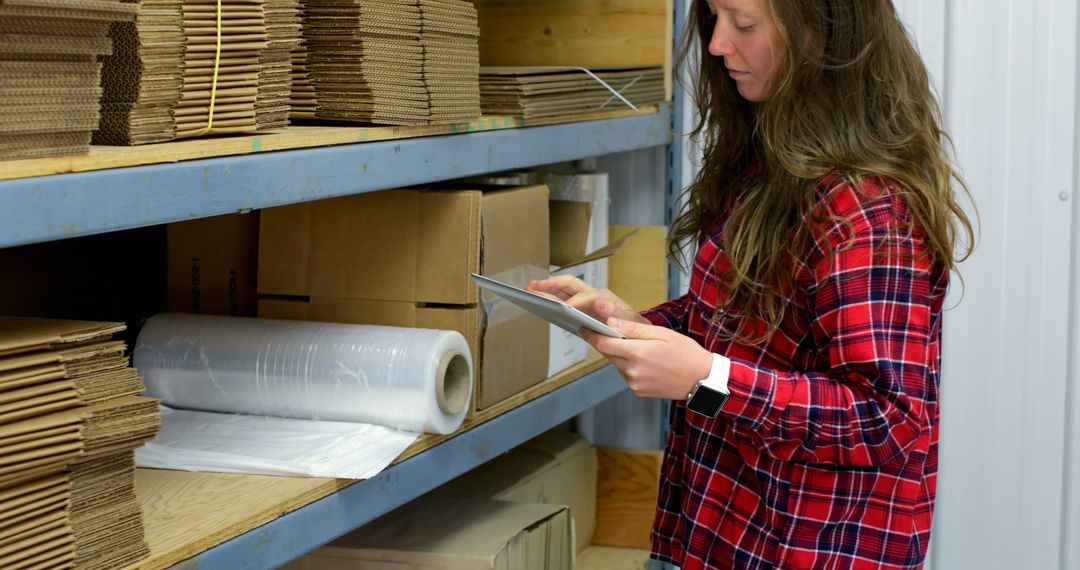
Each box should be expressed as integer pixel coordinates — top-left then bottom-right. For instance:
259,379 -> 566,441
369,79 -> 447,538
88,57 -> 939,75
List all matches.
173,366 -> 627,570
0,106 -> 671,249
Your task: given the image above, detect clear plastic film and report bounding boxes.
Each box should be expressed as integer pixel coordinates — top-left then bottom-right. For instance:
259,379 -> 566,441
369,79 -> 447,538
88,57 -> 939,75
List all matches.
134,313 -> 473,435
135,406 -> 417,479
479,263 -> 551,329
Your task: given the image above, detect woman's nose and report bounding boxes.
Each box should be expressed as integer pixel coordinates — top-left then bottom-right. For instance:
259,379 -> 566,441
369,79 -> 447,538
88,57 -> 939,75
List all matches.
708,21 -> 734,57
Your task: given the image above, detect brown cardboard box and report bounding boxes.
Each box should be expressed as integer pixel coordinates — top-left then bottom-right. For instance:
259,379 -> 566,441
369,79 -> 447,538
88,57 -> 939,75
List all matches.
167,213 -> 260,317
284,496 -> 572,570
258,185 -> 550,306
434,429 -> 598,553
258,185 -> 552,412
549,200 -> 593,267
608,225 -> 669,313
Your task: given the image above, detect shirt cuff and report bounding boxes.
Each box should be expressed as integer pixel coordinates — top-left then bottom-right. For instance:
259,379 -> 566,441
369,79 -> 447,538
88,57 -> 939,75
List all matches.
700,353 -> 731,395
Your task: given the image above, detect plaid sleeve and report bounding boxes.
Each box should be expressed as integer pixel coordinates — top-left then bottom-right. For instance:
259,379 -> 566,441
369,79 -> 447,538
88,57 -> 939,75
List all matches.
641,294 -> 690,334
719,199 -> 935,467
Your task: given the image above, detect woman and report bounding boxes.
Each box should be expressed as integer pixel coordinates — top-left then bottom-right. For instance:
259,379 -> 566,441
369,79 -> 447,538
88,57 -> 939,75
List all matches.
529,0 -> 974,568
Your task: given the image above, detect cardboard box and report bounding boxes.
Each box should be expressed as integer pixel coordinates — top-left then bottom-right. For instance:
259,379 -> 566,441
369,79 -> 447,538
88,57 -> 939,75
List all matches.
167,213 -> 259,317
549,200 -> 594,267
434,429 -> 597,553
284,496 -> 572,570
259,186 -> 550,306
258,185 -> 552,412
608,225 -> 668,313
259,296 -> 546,411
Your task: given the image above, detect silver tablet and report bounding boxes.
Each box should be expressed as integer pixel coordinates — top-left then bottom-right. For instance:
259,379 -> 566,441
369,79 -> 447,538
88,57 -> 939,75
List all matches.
471,273 -> 627,339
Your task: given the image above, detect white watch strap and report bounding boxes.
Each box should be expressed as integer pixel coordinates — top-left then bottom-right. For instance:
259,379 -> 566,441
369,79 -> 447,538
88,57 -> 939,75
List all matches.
701,353 -> 731,395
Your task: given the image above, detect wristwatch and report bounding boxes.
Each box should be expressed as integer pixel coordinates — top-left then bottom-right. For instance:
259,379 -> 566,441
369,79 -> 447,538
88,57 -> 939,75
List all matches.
685,354 -> 730,418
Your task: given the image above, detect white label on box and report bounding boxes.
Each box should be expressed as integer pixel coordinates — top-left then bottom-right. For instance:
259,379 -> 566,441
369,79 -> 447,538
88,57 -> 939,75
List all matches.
547,265 -> 591,377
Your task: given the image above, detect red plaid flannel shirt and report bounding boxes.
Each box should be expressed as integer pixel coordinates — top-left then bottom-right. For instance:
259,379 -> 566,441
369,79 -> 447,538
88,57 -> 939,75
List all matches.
644,173 -> 945,569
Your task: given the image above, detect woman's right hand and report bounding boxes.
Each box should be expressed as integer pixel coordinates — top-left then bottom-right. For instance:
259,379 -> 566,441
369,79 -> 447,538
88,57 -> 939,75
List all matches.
527,275 -> 649,325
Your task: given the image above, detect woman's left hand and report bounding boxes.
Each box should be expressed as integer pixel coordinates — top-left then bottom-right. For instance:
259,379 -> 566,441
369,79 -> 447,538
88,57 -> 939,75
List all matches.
582,318 -> 714,401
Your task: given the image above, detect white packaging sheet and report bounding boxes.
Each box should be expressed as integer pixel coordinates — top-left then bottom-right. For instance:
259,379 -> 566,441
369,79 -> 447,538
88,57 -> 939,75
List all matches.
133,313 -> 474,479
136,406 -> 417,479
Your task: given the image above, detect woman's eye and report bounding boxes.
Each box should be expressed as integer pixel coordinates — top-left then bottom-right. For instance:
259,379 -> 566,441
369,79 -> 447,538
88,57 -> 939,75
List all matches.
736,23 -> 756,32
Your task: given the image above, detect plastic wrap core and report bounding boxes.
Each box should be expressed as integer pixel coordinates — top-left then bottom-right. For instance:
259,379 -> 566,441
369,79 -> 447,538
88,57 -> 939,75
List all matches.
437,352 -> 470,415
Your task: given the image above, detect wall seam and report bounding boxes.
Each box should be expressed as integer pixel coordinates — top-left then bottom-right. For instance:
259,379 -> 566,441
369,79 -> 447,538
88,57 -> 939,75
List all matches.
1059,0 -> 1080,566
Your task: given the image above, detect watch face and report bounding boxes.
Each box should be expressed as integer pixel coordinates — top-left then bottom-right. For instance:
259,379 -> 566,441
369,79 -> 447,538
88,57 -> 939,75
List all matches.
687,386 -> 728,417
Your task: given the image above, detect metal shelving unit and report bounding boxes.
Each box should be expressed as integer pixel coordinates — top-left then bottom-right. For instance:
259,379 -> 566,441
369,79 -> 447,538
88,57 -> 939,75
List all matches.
0,105 -> 675,568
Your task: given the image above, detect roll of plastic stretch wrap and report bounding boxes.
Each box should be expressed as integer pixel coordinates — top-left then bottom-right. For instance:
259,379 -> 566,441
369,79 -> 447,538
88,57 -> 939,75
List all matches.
133,313 -> 473,435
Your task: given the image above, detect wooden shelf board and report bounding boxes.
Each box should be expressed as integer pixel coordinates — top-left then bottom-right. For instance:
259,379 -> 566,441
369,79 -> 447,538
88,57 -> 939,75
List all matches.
0,107 -> 658,182
578,545 -> 653,570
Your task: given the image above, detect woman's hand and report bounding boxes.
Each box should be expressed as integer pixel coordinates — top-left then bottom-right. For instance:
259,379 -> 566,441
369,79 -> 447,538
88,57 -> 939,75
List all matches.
528,275 -> 648,324
581,317 -> 713,401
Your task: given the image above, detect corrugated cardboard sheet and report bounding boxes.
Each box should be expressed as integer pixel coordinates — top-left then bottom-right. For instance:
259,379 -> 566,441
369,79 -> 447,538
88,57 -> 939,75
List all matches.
420,0 -> 479,124
0,0 -> 137,158
480,66 -> 665,118
95,0 -> 300,145
94,0 -> 186,145
306,0 -> 430,125
0,317 -> 160,570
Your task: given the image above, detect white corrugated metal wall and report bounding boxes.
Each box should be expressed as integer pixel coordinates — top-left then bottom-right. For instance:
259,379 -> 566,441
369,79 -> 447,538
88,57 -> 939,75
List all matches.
893,1 -> 1079,568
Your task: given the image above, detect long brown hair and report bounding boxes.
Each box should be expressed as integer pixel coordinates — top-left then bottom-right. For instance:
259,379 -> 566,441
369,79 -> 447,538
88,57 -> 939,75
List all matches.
671,0 -> 975,340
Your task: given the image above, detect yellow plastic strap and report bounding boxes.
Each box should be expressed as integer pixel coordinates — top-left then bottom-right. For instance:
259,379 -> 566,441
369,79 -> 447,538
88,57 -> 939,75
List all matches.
196,0 -> 223,136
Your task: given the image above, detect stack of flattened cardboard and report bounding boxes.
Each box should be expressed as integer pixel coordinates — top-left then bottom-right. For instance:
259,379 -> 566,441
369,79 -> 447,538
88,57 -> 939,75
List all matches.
174,0 -> 269,138
306,0 -> 430,125
255,0 -> 301,130
288,0 -> 316,119
419,0 -> 479,124
0,317 -> 161,570
479,66 -> 666,118
95,0 -> 186,145
0,0 -> 138,159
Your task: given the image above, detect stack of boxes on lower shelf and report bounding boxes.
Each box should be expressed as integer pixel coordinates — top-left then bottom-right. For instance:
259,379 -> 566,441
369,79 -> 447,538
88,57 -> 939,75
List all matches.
0,317 -> 160,570
285,429 -> 596,570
